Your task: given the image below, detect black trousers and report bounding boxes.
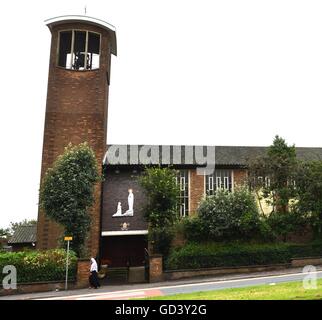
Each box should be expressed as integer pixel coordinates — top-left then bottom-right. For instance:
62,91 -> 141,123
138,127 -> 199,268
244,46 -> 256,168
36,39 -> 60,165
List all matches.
89,271 -> 100,288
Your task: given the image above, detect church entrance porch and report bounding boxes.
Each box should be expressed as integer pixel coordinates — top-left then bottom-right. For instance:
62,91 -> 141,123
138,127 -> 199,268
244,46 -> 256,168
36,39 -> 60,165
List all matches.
101,234 -> 148,267
100,234 -> 148,284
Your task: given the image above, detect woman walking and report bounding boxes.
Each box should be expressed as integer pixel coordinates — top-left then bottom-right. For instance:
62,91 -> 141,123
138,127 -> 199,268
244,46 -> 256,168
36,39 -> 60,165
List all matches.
89,257 -> 100,289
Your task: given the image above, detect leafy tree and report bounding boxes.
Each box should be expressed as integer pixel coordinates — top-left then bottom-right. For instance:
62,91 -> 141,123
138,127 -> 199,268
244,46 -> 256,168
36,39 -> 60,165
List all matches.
0,228 -> 10,239
265,210 -> 306,242
296,161 -> 322,235
138,167 -> 180,255
194,188 -> 262,241
39,142 -> 101,256
139,167 -> 180,228
248,135 -> 298,213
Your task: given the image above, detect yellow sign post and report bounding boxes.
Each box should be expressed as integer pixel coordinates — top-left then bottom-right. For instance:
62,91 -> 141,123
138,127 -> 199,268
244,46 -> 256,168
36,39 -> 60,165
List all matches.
64,236 -> 72,290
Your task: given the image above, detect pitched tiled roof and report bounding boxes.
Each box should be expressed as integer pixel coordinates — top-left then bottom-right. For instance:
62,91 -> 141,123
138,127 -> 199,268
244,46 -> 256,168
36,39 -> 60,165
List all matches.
103,145 -> 322,167
215,146 -> 322,166
8,225 -> 37,244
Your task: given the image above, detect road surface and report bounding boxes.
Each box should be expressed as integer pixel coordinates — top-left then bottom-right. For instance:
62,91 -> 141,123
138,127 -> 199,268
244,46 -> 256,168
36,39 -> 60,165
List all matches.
1,267 -> 321,300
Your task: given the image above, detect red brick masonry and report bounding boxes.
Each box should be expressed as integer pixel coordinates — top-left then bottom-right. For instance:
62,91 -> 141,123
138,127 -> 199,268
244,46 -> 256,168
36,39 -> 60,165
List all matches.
149,255 -> 163,283
37,21 -> 114,257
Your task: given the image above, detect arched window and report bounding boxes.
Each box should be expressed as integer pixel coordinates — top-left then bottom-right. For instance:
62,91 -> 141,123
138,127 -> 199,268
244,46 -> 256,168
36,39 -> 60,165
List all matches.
58,30 -> 101,70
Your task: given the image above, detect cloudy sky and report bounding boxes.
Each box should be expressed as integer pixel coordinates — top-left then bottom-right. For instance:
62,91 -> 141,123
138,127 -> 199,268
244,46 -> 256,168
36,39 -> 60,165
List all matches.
0,0 -> 322,228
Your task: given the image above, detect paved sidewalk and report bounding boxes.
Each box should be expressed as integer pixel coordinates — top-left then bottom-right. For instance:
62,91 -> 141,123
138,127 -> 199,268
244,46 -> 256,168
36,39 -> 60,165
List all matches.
1,266 -> 321,300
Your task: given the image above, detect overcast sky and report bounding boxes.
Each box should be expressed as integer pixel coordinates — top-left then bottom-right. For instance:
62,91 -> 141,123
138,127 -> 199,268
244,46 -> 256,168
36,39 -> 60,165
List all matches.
0,0 -> 322,228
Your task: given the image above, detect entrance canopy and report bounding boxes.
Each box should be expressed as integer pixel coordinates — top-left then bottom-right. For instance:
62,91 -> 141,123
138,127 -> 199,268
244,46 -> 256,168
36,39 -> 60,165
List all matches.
102,230 -> 148,236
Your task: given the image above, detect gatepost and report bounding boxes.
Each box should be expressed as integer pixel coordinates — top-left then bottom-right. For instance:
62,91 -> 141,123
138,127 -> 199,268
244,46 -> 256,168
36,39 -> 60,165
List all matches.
149,254 -> 163,283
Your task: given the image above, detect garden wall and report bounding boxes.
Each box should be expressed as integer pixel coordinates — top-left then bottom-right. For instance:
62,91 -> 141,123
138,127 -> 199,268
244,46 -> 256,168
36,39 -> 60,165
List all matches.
0,280 -> 77,296
164,264 -> 289,281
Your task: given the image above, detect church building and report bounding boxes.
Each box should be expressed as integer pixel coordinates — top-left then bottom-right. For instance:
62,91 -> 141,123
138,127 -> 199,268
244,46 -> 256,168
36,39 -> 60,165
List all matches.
36,15 -> 322,272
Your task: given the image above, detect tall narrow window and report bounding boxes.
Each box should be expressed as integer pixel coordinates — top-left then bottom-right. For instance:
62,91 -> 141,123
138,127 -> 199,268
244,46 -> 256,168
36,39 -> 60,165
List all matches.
58,31 -> 72,68
176,170 -> 189,217
88,32 -> 100,69
72,31 -> 86,70
206,170 -> 232,195
257,176 -> 271,188
58,30 -> 101,70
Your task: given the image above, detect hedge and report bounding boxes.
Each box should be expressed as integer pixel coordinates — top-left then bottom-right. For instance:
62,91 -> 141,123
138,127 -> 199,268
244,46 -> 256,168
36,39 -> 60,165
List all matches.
165,242 -> 322,270
289,242 -> 322,258
0,249 -> 77,284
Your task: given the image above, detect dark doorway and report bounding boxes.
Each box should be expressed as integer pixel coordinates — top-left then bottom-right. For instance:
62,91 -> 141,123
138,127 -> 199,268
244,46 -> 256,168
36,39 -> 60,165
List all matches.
101,235 -> 147,268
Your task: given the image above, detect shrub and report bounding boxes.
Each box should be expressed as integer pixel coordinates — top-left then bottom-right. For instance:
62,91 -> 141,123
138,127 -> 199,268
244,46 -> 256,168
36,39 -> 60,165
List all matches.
194,188 -> 262,241
0,249 -> 77,284
165,242 -> 322,270
288,241 -> 322,258
265,210 -> 306,241
181,217 -> 209,242
149,227 -> 175,257
257,218 -> 276,242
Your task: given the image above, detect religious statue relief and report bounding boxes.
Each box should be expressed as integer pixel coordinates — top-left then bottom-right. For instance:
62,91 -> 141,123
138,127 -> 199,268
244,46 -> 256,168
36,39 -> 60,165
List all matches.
112,202 -> 122,217
112,189 -> 134,217
125,189 -> 134,215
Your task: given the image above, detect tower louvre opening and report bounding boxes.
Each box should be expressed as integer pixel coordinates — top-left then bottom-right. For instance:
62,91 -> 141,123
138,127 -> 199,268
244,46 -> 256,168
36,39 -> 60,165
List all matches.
58,30 -> 101,70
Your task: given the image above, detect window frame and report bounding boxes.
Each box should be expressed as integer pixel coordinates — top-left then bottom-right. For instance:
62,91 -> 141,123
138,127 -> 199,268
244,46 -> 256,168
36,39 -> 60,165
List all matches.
57,29 -> 102,71
176,170 -> 189,217
206,169 -> 233,195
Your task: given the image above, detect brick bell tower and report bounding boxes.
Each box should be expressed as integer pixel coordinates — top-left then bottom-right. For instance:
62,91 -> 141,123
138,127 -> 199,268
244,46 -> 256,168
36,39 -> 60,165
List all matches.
37,15 -> 117,257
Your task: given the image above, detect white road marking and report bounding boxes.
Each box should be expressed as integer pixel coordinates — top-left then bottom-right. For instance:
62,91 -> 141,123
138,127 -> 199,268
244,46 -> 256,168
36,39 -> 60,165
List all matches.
36,270 -> 322,300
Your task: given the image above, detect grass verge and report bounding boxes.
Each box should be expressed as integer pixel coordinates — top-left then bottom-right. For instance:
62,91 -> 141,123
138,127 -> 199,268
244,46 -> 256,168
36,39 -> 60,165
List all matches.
144,278 -> 322,300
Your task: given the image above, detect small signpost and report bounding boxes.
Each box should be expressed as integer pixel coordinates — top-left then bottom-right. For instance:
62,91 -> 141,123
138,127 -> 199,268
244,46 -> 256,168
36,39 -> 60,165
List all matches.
64,236 -> 73,290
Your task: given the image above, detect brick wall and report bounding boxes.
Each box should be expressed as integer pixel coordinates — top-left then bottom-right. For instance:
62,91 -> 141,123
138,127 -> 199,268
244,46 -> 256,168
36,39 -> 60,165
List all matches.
37,21 -> 113,257
189,169 -> 205,215
233,169 -> 247,188
188,168 -> 249,215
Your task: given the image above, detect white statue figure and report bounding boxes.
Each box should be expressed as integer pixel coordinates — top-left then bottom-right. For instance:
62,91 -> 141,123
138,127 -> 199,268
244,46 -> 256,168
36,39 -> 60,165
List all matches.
124,188 -> 134,216
112,202 -> 122,217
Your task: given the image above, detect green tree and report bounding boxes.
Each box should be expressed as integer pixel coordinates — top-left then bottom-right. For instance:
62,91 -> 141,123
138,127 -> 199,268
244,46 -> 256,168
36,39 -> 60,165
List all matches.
296,161 -> 322,235
139,167 -> 180,228
248,135 -> 298,213
138,167 -> 180,255
39,142 -> 101,256
195,188 -> 262,241
0,228 -> 10,239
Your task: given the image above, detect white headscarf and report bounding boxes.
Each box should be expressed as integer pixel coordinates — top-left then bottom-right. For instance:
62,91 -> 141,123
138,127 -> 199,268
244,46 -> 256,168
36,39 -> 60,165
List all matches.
90,257 -> 98,272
